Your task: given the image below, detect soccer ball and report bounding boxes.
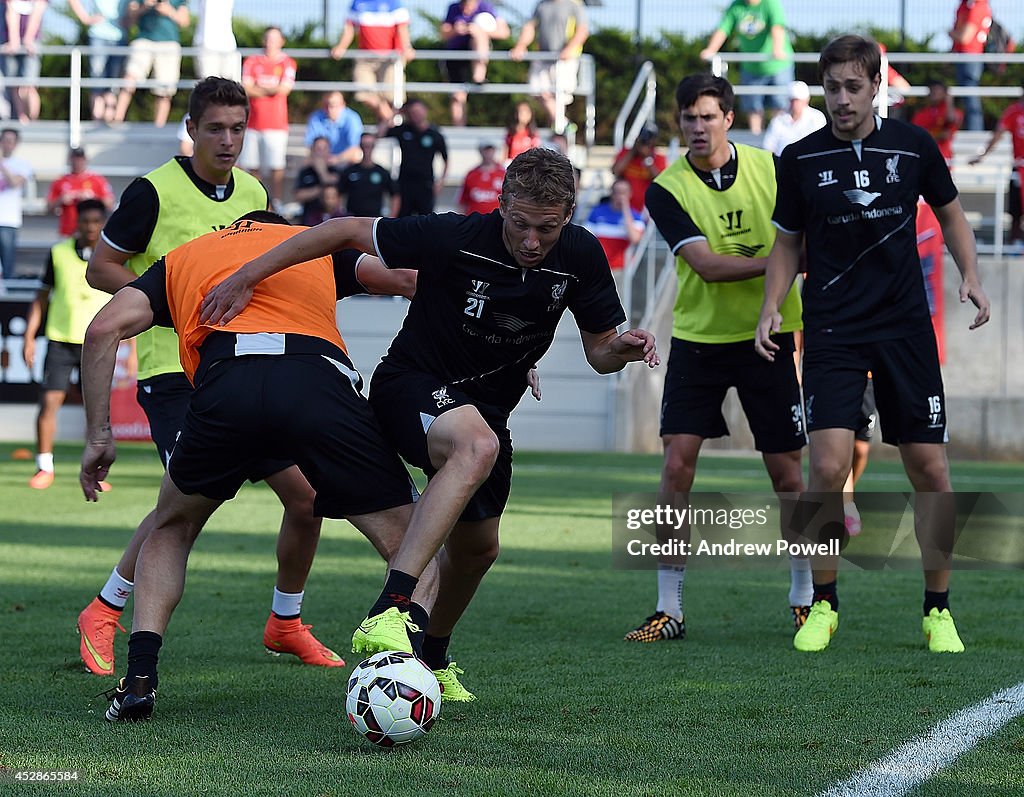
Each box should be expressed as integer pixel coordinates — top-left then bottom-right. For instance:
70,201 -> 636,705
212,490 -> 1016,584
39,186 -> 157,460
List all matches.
345,651 -> 441,747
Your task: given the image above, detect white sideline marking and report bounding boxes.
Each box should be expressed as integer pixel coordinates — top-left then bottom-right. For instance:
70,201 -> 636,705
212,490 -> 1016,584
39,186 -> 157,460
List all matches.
818,681 -> 1024,797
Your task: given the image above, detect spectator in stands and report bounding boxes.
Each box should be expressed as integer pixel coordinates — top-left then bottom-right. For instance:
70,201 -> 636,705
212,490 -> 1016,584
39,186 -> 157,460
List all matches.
46,147 -> 115,237
970,90 -> 1024,249
510,0 -> 589,131
585,177 -> 645,273
950,0 -> 992,131
305,91 -> 363,167
0,128 -> 32,280
611,124 -> 666,214
241,26 -> 296,212
440,0 -> 511,127
762,80 -> 827,156
68,0 -> 127,122
23,199 -> 110,490
191,0 -> 240,80
699,0 -> 793,135
337,131 -> 398,218
294,136 -> 339,226
3,0 -> 48,124
310,183 -> 345,224
114,0 -> 191,128
457,140 -> 504,215
911,79 -> 964,168
505,100 -> 541,162
330,0 -> 415,126
383,98 -> 448,217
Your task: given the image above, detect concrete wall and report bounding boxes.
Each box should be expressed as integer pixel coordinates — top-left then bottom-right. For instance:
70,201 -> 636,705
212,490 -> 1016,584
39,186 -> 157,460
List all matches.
619,253 -> 1023,460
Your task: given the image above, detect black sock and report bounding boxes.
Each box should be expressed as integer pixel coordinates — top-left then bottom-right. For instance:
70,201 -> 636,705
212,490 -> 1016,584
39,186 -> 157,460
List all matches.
420,633 -> 451,671
126,631 -> 162,691
407,603 -> 429,657
924,589 -> 949,615
812,580 -> 839,612
369,569 -> 419,617
96,594 -> 122,612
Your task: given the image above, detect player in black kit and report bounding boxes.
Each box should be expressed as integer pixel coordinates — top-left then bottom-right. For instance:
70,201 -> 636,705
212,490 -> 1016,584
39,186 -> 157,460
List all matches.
382,98 -> 448,216
754,35 -> 990,654
200,147 -> 660,699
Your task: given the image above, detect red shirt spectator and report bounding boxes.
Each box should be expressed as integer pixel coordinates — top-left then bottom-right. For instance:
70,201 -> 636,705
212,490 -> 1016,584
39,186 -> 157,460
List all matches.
505,100 -> 541,162
611,126 -> 667,214
997,100 -> 1024,163
911,81 -> 963,167
46,148 -> 114,236
951,1 -> 991,53
242,31 -> 297,132
458,142 -> 505,215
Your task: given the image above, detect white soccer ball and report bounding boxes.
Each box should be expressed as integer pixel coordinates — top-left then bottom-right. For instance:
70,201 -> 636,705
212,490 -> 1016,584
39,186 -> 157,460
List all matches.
472,11 -> 497,33
345,651 -> 442,747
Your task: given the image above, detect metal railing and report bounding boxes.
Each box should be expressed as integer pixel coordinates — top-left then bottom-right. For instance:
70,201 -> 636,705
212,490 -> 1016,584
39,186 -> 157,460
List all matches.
613,60 -> 657,152
7,44 -> 597,148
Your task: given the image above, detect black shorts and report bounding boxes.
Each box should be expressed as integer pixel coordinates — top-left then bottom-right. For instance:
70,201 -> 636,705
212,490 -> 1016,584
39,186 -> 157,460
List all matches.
137,370 -> 292,481
440,57 -> 470,84
369,366 -> 512,522
659,335 -> 806,453
40,340 -> 82,392
397,182 -> 436,217
855,378 -> 877,443
802,329 -> 947,446
169,354 -> 417,518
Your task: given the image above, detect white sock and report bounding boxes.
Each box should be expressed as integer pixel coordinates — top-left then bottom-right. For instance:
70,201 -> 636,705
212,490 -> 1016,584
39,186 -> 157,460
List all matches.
99,568 -> 133,609
655,566 -> 686,621
272,588 -> 304,619
788,556 -> 813,606
844,501 -> 860,521
36,452 -> 54,472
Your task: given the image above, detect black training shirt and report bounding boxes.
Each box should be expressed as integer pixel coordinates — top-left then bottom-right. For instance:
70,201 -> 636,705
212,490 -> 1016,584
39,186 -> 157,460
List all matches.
383,123 -> 448,184
373,210 -> 626,413
773,116 -> 957,343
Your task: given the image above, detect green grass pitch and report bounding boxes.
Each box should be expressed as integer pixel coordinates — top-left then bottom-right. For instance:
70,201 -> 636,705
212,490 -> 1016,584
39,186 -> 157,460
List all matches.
1,443 -> 1022,796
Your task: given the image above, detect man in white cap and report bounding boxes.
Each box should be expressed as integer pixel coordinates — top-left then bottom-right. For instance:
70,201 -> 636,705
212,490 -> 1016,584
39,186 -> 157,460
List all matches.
762,80 -> 827,156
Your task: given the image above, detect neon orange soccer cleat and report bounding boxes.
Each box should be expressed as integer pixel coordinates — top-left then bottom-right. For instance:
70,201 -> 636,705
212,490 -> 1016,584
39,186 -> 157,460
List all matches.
263,615 -> 345,667
77,598 -> 125,676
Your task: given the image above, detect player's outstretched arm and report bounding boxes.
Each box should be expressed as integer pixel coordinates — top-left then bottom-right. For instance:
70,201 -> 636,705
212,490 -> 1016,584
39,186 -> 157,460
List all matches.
932,197 -> 991,330
355,254 -> 417,299
200,217 -> 378,326
580,328 -> 660,374
754,229 -> 802,361
80,288 -> 155,501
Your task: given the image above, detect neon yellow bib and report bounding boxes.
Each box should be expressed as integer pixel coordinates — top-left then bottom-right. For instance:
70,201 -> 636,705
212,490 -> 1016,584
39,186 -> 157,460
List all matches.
654,143 -> 802,343
46,238 -> 110,344
127,160 -> 266,380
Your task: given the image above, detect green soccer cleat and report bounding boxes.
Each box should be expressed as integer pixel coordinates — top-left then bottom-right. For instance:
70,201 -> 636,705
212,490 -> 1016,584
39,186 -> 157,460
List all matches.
433,661 -> 476,702
922,607 -> 965,653
623,611 -> 685,643
793,600 -> 838,652
351,607 -> 420,655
